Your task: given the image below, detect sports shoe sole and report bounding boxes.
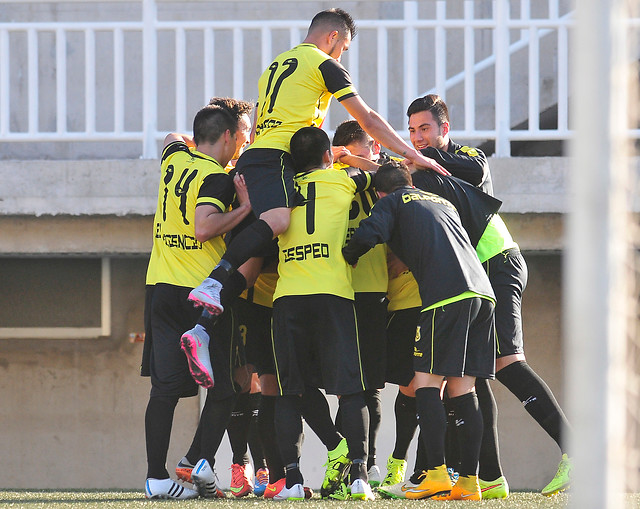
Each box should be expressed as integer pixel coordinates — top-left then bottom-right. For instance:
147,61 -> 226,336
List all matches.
188,289 -> 224,315
175,466 -> 193,484
542,485 -> 569,497
180,333 -> 214,389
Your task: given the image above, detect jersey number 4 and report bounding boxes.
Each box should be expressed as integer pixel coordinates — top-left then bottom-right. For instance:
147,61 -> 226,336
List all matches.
162,164 -> 197,225
261,58 -> 299,116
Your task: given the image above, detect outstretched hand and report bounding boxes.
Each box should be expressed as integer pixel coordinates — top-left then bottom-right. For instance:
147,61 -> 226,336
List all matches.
406,151 -> 450,176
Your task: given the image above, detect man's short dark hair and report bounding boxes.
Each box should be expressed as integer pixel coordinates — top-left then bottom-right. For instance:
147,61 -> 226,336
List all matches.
308,8 -> 357,40
290,126 -> 331,173
208,96 -> 253,119
406,94 -> 450,126
332,119 -> 371,147
373,160 -> 412,194
193,104 -> 237,146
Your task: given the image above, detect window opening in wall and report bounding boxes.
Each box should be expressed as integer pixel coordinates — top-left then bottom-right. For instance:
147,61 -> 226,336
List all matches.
0,257 -> 111,339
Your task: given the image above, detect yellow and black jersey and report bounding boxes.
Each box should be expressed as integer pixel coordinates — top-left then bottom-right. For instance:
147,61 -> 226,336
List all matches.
251,43 -> 358,153
146,141 -> 234,288
333,162 -> 388,293
240,272 -> 278,309
274,167 -> 371,301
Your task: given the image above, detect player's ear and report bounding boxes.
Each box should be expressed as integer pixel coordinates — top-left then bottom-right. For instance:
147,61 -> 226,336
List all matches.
322,148 -> 332,166
373,141 -> 381,156
440,121 -> 450,137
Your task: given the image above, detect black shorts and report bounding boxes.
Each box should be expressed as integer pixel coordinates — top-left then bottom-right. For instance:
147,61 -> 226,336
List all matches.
236,148 -> 302,217
483,248 -> 528,358
413,297 -> 495,380
354,292 -> 388,390
272,294 -> 367,396
385,307 -> 421,387
233,296 -> 275,377
142,284 -> 244,400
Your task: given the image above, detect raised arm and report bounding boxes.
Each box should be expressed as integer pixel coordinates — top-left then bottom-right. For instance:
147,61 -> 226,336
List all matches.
194,174 -> 252,242
340,95 -> 450,176
163,133 -> 195,150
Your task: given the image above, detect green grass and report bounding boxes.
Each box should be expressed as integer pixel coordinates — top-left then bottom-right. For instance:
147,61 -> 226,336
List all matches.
4,491 -> 640,509
0,490 -> 576,509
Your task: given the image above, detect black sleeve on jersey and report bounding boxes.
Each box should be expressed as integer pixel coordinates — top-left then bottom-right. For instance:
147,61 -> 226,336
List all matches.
343,167 -> 372,193
161,141 -> 190,162
411,170 -> 502,247
420,145 -> 489,188
342,194 -> 396,265
197,173 -> 235,213
318,59 -> 358,101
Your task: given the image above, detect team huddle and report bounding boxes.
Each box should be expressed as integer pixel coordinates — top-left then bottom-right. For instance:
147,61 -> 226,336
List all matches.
141,7 -> 572,502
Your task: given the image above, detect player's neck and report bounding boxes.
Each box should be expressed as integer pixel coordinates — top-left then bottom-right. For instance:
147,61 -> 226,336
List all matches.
195,141 -> 229,168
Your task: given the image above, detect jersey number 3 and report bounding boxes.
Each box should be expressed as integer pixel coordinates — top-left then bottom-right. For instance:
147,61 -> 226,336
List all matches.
261,58 -> 299,116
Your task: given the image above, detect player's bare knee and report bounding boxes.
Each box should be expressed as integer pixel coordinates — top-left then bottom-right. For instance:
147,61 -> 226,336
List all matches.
260,208 -> 291,236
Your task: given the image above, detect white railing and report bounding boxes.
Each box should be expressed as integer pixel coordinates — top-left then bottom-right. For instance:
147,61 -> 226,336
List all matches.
0,0 -> 638,158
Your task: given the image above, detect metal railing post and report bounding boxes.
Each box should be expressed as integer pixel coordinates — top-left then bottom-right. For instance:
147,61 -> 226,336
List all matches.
494,0 -> 511,156
142,0 -> 158,158
403,1 -> 418,113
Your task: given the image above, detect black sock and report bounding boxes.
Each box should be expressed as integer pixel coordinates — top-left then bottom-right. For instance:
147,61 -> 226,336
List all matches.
220,271 -> 247,308
248,393 -> 267,470
228,391 -> 251,465
209,219 -> 274,283
392,391 -> 418,460
196,272 -> 246,329
145,395 -> 179,479
185,417 -> 203,466
275,395 -> 304,467
497,360 -> 570,452
285,462 -> 304,488
337,389 -> 381,470
196,309 -> 217,329
338,393 -> 369,464
443,396 -> 460,472
301,387 -> 342,451
475,378 -> 503,481
199,393 -> 237,466
365,389 -> 382,470
349,459 -> 368,482
415,387 -> 446,470
448,392 -> 483,477
259,395 -> 285,482
411,432 -> 428,482
334,404 -> 343,435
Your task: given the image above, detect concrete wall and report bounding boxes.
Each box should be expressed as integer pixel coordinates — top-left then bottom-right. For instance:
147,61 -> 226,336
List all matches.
0,251 -> 565,491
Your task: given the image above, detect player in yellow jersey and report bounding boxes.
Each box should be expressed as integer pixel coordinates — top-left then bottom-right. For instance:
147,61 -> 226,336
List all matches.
141,102 -> 252,500
329,120 -> 388,487
186,8 -> 449,325
269,127 -> 376,501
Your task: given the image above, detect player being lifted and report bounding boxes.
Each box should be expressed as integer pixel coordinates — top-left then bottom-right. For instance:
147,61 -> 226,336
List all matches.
182,9 -> 448,372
